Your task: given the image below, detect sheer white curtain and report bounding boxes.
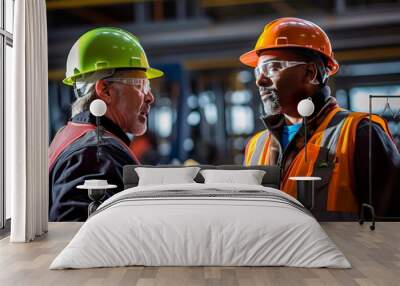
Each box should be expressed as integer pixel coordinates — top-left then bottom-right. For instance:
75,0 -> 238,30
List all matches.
7,0 -> 48,242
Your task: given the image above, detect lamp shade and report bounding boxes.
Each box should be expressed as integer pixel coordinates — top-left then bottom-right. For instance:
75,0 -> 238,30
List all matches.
90,99 -> 107,117
297,98 -> 315,117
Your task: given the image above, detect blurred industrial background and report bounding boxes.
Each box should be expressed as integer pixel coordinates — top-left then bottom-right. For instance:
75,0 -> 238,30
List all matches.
46,0 -> 400,165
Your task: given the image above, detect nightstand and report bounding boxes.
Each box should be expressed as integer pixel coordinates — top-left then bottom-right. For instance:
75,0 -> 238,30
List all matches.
289,176 -> 321,210
77,181 -> 117,216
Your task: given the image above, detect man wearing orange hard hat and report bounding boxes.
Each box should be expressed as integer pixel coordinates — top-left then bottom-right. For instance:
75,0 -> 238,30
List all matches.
241,17 -> 400,220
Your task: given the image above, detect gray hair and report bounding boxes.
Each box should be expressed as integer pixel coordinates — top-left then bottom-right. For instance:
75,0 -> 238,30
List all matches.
71,85 -> 97,117
70,69 -> 115,117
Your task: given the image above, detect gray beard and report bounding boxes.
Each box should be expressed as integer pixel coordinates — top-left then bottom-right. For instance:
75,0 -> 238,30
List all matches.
260,88 -> 282,116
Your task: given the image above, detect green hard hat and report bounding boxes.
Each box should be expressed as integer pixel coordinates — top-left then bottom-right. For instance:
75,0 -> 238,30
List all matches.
63,27 -> 163,85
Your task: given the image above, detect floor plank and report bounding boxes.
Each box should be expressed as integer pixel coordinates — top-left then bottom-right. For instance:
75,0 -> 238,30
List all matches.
0,222 -> 399,286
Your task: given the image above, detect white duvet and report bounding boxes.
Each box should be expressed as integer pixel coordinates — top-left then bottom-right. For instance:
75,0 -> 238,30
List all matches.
50,183 -> 351,269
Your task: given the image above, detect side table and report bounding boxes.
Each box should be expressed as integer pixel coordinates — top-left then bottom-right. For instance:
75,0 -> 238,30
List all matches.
77,183 -> 117,216
289,176 -> 321,210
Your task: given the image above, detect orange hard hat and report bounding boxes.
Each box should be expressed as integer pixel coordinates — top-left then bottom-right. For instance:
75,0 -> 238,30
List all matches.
240,17 -> 339,76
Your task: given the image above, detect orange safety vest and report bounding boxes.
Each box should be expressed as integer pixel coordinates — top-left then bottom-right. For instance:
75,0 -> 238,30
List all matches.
48,122 -> 139,172
244,107 -> 391,214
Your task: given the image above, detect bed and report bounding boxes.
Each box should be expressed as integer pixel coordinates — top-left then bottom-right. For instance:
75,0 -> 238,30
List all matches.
49,165 -> 350,269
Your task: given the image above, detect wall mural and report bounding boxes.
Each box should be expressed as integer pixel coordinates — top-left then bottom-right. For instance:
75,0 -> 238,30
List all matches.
48,21 -> 400,223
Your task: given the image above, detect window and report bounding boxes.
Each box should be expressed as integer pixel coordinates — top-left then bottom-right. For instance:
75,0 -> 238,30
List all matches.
225,89 -> 254,135
1,0 -> 14,230
339,61 -> 400,77
349,85 -> 400,114
5,0 -> 13,33
227,105 -> 254,135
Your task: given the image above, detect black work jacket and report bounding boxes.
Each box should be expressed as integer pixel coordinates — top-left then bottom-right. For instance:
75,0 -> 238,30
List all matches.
49,111 -> 137,222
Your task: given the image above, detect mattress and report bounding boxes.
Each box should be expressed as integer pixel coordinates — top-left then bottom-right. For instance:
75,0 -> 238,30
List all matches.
50,183 -> 351,269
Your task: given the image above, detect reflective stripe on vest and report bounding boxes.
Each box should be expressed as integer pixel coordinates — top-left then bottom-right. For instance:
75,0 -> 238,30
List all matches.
48,122 -> 139,172
311,110 -> 349,211
48,122 -> 95,171
250,131 -> 269,165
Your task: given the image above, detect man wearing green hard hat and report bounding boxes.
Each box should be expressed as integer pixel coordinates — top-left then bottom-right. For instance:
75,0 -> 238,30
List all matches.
48,27 -> 163,221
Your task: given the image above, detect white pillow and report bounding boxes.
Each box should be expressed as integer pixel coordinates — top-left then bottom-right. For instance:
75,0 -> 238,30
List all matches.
136,167 -> 201,186
200,169 -> 266,185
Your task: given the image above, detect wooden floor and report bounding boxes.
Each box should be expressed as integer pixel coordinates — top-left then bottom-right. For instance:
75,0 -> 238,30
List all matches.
0,222 -> 399,286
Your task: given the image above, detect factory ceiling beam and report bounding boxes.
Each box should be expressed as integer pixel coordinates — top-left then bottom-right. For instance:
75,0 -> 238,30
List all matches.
267,1 -> 296,16
48,45 -> 400,81
47,7 -> 400,71
68,8 -> 117,24
46,0 -> 151,10
201,0 -> 279,8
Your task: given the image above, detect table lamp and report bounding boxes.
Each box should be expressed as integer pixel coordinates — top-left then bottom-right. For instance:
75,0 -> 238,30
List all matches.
297,97 -> 315,162
89,99 -> 107,161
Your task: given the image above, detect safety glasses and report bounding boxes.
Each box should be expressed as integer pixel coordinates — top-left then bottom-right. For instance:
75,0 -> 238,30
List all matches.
254,60 -> 308,80
105,78 -> 151,94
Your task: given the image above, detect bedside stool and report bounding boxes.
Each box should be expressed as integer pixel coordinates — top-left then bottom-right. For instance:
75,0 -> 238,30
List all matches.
289,176 -> 321,210
77,183 -> 117,216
